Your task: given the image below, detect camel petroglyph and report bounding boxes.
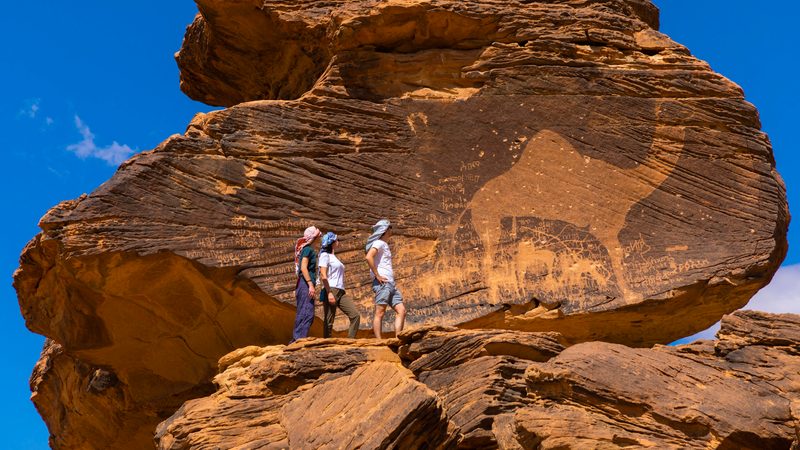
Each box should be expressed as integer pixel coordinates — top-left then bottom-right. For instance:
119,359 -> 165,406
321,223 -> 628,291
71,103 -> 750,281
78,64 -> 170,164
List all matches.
447,123 -> 682,304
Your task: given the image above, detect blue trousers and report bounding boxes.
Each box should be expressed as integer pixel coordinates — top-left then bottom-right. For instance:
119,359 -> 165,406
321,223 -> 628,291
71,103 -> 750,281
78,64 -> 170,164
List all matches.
292,280 -> 315,342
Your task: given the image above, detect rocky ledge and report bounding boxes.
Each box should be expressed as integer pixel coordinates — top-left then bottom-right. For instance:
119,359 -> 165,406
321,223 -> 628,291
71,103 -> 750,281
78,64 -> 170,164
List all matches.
155,310 -> 800,449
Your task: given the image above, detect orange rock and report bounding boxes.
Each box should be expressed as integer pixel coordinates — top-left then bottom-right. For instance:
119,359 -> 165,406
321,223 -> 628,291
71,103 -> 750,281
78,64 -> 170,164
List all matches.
155,312 -> 800,449
30,339 -> 195,449
281,361 -> 455,449
155,339 -> 458,449
14,1 -> 789,448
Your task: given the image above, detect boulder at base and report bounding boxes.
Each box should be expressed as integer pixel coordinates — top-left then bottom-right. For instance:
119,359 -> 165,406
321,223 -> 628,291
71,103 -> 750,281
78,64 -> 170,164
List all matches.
156,311 -> 800,449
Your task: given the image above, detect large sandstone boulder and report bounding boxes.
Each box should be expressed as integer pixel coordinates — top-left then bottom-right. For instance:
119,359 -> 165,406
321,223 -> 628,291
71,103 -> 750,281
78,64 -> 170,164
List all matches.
30,340 -> 156,449
155,339 -> 460,449
156,311 -> 800,449
14,0 -> 789,448
517,310 -> 800,449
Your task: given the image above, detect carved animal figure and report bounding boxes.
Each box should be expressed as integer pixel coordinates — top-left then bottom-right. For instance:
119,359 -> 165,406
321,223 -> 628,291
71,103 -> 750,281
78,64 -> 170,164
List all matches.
449,124 -> 682,303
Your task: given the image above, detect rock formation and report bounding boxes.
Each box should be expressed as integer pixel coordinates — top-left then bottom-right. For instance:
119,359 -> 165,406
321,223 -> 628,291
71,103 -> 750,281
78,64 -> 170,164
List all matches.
156,310 -> 800,449
14,0 -> 790,448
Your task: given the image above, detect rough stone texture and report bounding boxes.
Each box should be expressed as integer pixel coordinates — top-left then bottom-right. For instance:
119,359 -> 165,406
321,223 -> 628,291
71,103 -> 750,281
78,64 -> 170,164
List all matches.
516,311 -> 800,449
30,340 -> 171,449
156,311 -> 800,449
280,361 -> 455,449
419,356 -> 531,448
155,327 -> 566,449
17,237 -> 304,449
177,0 -> 660,107
14,0 -> 790,448
715,309 -> 800,353
396,325 -> 565,372
399,326 -> 568,448
155,338 -> 459,449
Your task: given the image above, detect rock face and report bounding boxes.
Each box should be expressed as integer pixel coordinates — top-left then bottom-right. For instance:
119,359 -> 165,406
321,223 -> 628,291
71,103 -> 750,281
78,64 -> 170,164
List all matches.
156,311 -> 800,449
155,340 -> 460,449
155,328 -> 566,449
13,0 -> 789,448
173,0 -> 784,346
523,331 -> 800,447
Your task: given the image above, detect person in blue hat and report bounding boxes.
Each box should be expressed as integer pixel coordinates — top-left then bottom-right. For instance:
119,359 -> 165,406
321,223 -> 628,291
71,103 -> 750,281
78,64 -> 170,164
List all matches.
365,219 -> 406,338
319,231 -> 361,338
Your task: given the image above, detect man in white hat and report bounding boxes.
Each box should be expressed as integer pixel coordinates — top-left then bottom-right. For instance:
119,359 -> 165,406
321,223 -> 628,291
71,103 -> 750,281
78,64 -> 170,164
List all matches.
365,219 -> 407,338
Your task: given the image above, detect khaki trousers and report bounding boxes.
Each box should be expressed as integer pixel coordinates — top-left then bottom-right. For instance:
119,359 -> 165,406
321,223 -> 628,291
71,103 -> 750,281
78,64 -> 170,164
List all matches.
322,287 -> 361,338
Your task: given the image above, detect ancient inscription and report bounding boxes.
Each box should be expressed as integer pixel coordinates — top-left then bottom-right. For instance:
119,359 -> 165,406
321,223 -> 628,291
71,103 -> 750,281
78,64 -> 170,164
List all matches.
626,252 -> 710,291
431,158 -> 481,212
435,126 -> 683,305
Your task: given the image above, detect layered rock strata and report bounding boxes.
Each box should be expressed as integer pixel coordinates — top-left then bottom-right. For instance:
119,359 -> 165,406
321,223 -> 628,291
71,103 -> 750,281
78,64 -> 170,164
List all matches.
156,310 -> 800,449
522,323 -> 800,448
172,0 -> 789,346
32,341 -> 148,449
14,0 -> 789,448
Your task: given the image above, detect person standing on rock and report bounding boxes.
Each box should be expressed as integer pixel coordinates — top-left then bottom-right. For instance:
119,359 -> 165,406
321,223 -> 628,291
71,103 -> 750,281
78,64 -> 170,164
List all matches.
365,219 -> 407,339
291,225 -> 321,343
319,231 -> 361,339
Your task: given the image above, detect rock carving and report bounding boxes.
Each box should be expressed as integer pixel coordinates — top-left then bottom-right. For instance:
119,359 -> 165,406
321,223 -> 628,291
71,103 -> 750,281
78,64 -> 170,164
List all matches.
447,121 -> 682,304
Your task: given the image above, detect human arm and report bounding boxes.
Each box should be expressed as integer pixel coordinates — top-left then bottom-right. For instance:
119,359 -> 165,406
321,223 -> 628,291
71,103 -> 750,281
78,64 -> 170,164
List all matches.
365,247 -> 387,284
319,265 -> 336,305
300,256 -> 316,298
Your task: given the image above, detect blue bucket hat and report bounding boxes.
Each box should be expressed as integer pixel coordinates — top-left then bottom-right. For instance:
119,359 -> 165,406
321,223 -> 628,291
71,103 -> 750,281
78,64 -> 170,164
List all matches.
321,231 -> 338,253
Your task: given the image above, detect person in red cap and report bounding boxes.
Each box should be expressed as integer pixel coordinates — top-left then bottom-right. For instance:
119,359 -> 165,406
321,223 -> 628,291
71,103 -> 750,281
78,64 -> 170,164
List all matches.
291,225 -> 321,342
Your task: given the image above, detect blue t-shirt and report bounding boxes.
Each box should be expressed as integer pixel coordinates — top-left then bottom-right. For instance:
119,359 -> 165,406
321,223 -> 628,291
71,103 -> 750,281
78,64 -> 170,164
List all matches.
299,246 -> 317,285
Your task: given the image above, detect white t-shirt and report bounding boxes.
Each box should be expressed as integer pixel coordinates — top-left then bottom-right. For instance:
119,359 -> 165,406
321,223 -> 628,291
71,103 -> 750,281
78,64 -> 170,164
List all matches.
369,239 -> 394,283
318,252 -> 345,290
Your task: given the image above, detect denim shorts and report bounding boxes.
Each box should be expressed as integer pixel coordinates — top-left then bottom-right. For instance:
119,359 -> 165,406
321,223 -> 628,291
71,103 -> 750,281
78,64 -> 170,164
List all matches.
372,280 -> 403,307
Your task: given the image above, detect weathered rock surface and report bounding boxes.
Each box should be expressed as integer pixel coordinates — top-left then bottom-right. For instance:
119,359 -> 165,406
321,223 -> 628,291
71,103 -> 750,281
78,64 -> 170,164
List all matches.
516,310 -> 800,449
155,327 -> 565,449
17,238 -> 304,449
156,311 -> 800,449
155,338 -> 460,449
30,340 -> 158,449
14,0 -> 790,448
172,0 -> 788,347
178,0 -> 662,106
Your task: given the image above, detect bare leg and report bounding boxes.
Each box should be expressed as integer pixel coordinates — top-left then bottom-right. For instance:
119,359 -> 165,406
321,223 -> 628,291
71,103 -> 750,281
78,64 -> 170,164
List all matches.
393,303 -> 407,336
373,304 -> 387,339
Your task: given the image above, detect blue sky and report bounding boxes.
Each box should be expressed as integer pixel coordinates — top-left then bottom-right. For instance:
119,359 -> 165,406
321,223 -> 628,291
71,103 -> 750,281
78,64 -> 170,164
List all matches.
1,2 -> 797,448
